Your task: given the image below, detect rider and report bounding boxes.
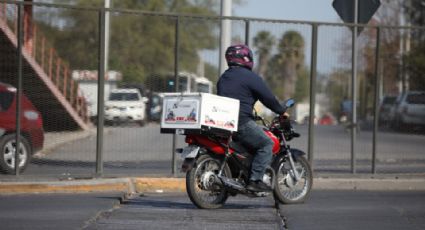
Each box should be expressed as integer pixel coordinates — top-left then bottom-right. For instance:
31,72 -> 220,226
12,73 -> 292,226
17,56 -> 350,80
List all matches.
217,44 -> 289,192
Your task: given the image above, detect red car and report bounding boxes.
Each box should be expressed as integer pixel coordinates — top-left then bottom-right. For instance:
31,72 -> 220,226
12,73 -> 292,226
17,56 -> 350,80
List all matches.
0,82 -> 44,174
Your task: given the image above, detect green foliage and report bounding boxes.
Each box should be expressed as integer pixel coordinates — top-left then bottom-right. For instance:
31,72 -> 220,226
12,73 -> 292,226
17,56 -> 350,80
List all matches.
405,43 -> 425,90
324,69 -> 353,116
403,0 -> 425,90
293,66 -> 309,102
403,0 -> 425,34
263,30 -> 307,101
34,0 -> 218,86
265,55 -> 285,98
253,31 -> 275,56
253,31 -> 275,77
277,30 -> 305,64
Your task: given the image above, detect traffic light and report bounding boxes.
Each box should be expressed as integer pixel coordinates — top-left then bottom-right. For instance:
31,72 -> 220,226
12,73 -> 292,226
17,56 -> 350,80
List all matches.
167,79 -> 175,92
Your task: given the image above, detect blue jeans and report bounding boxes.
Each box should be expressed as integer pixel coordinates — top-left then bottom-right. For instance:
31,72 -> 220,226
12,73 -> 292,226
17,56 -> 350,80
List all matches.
236,120 -> 274,181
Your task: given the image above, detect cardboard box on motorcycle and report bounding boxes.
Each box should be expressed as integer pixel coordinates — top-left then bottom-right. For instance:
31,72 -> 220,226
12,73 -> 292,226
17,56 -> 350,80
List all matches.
160,93 -> 239,134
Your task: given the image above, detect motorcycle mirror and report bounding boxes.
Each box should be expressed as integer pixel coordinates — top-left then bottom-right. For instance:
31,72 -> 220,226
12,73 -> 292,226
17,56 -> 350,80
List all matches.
284,98 -> 295,108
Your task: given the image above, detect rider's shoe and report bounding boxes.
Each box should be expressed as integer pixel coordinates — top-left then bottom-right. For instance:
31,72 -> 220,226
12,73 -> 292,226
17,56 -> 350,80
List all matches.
246,180 -> 272,192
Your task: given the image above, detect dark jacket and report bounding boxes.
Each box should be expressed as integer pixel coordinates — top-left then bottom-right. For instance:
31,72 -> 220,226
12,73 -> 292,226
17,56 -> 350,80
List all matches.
217,66 -> 285,125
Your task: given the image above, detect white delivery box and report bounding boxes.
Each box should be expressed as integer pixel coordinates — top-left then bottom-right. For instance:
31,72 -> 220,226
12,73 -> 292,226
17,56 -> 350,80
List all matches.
160,93 -> 239,133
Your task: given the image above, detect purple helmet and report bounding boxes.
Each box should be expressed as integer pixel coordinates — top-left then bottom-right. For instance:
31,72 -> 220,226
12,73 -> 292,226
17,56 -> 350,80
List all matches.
225,44 -> 253,70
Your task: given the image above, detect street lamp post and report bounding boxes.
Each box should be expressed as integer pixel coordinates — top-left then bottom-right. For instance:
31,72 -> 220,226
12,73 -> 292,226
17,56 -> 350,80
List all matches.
219,0 -> 232,75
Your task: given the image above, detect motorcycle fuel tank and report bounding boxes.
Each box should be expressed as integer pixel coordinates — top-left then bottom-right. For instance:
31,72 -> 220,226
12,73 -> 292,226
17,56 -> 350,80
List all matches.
264,130 -> 280,154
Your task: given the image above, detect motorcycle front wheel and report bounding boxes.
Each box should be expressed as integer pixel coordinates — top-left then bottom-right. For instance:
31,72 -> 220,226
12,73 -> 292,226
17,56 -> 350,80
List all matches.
273,155 -> 313,204
186,154 -> 231,209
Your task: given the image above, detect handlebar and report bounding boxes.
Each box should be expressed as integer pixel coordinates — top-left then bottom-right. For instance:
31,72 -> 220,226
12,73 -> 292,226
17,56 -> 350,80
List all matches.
254,114 -> 300,140
253,98 -> 299,140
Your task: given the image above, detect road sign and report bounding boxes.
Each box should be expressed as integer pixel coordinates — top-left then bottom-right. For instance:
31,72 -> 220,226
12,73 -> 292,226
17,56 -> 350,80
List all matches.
332,0 -> 381,24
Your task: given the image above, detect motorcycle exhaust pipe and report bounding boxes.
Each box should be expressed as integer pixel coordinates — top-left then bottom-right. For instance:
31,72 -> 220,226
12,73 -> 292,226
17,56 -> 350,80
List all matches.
218,175 -> 246,192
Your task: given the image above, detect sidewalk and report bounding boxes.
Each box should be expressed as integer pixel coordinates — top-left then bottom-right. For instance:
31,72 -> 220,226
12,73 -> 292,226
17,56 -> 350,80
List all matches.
1,175 -> 425,194
35,128 -> 98,157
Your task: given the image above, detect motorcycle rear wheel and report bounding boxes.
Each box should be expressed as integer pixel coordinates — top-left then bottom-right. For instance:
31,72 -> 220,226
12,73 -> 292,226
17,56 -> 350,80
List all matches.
273,155 -> 313,204
186,154 -> 231,209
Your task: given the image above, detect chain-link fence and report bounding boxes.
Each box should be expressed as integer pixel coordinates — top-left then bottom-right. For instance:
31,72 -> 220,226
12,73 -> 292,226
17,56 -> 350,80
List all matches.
1,1 -> 424,180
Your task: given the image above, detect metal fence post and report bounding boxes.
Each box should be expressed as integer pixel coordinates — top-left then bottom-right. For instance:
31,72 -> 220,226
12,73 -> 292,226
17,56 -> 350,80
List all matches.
351,0 -> 359,174
14,3 -> 23,176
171,16 -> 180,176
372,26 -> 381,174
96,8 -> 106,177
245,20 -> 250,46
308,24 -> 318,168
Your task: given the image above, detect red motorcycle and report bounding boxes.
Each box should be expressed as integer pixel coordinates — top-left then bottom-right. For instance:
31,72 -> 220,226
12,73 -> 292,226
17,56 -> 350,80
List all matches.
178,99 -> 313,209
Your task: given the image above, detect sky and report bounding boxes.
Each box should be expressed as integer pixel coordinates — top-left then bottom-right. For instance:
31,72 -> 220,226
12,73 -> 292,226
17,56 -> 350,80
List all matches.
208,0 -> 389,75
212,0 -> 348,74
233,0 -> 342,23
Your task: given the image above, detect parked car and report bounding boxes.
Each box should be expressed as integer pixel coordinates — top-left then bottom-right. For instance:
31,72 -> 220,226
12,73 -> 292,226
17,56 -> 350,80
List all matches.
0,82 -> 44,174
104,88 -> 148,126
319,113 -> 336,125
392,91 -> 425,130
378,95 -> 397,127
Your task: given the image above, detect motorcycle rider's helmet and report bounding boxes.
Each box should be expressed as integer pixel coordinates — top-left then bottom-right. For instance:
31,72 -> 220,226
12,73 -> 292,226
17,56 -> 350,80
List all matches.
225,44 -> 254,70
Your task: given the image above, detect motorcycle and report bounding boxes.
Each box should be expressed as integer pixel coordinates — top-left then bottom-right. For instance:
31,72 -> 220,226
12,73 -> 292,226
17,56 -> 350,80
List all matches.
177,99 -> 313,209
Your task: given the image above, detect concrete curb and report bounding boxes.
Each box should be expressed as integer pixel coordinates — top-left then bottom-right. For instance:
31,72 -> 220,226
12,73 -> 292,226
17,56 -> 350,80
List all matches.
1,177 -> 425,195
0,178 -> 134,194
312,177 -> 425,191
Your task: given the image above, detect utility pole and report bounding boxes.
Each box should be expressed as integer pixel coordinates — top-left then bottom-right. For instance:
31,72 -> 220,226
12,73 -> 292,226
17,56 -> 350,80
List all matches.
95,0 -> 110,177
219,0 -> 232,75
350,0 -> 359,174
104,0 -> 110,72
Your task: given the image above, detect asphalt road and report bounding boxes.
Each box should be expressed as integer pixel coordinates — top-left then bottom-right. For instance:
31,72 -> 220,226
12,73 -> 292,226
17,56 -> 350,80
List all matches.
281,190 -> 425,230
0,192 -> 123,230
88,192 -> 282,230
1,190 -> 424,230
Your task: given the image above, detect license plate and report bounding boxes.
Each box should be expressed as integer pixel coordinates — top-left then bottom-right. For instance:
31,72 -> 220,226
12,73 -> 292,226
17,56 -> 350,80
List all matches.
181,146 -> 200,159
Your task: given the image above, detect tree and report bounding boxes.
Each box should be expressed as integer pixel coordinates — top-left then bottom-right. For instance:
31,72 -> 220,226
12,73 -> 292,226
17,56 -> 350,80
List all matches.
293,66 -> 309,102
268,31 -> 305,100
33,0 -> 219,87
335,0 -> 403,95
253,31 -> 275,77
403,0 -> 425,90
325,69 -> 352,116
403,0 -> 425,38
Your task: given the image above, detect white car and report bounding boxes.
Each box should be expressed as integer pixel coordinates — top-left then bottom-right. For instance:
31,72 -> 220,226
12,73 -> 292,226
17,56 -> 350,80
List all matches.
392,91 -> 425,130
378,95 -> 397,127
105,88 -> 148,126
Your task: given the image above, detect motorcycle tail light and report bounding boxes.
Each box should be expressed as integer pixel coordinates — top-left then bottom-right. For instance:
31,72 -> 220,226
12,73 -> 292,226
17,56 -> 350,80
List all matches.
185,136 -> 195,144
